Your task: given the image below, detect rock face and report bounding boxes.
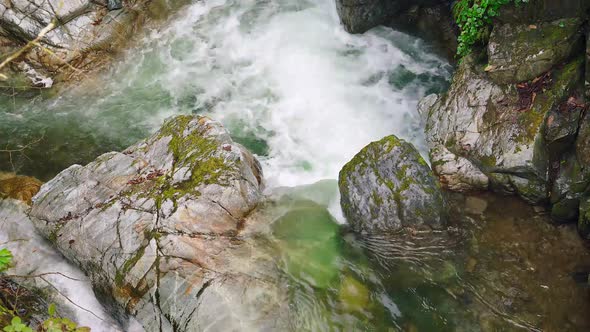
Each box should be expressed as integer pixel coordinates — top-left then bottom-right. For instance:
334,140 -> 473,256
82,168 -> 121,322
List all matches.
486,18 -> 583,84
334,0 -> 455,59
30,115 -> 288,331
335,0 -> 446,33
339,135 -> 446,234
0,0 -> 149,90
0,198 -> 124,330
421,2 -> 590,232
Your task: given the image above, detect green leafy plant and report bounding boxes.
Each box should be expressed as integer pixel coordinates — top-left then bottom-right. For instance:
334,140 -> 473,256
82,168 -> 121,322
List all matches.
0,248 -> 13,272
3,317 -> 32,332
2,304 -> 89,332
453,0 -> 529,57
41,304 -> 90,332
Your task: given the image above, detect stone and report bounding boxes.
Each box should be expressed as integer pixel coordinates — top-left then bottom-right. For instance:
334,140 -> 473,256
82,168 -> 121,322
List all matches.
0,174 -> 42,204
334,0 -> 442,34
465,196 -> 488,215
29,115 -> 289,331
339,135 -> 446,234
386,2 -> 457,60
578,196 -> 590,239
487,19 -> 583,84
0,199 -> 122,330
107,0 -> 123,11
424,54 -> 584,204
339,275 -> 370,312
272,200 -> 341,288
496,0 -> 590,24
0,0 -> 147,88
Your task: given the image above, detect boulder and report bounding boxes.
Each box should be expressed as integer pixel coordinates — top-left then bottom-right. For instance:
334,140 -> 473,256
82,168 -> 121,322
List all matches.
424,54 -> 584,205
385,2 -> 457,60
335,0 -> 444,34
30,115 -> 289,331
486,18 -> 583,84
338,135 -> 446,234
335,0 -> 455,60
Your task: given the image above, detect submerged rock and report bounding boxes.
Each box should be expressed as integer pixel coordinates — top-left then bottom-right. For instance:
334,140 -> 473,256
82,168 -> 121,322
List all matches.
339,135 -> 446,234
30,115 -> 288,331
0,173 -> 42,205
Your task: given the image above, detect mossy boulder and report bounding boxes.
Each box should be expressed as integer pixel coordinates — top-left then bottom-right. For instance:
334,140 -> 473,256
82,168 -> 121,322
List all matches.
487,18 -> 583,84
29,115 -> 290,331
339,135 -> 446,234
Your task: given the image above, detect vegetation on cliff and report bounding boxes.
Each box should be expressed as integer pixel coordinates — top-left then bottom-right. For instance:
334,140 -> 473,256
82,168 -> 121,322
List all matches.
454,0 -> 529,56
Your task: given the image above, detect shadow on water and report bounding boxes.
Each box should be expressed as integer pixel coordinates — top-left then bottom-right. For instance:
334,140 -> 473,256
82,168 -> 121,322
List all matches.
256,182 -> 590,331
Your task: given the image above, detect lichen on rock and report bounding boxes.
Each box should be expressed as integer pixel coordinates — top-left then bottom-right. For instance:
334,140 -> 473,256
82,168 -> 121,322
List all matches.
29,115 -> 288,331
339,135 -> 446,234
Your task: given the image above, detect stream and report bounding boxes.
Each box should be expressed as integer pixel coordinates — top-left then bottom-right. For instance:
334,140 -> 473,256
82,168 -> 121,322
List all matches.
1,0 -> 589,331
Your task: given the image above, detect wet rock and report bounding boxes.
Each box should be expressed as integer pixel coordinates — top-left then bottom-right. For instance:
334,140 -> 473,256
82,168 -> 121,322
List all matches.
579,196 -> 590,239
339,275 -> 370,312
486,19 -> 583,84
0,198 -> 119,330
30,115 -> 289,331
271,200 -> 341,289
424,54 -> 584,205
464,196 -> 488,215
107,0 -> 123,11
339,135 -> 446,234
0,173 -> 42,204
496,0 -> 590,24
386,2 -> 457,60
334,0 -> 443,34
0,0 -> 144,88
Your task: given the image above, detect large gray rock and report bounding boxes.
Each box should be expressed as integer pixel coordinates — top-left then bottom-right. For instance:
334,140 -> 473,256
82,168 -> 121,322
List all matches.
30,115 -> 289,331
486,18 -> 583,84
338,135 -> 446,234
424,55 -> 584,204
0,198 -> 125,330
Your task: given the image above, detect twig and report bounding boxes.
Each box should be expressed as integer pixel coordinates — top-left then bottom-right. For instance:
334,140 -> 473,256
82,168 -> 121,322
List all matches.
0,20 -> 57,80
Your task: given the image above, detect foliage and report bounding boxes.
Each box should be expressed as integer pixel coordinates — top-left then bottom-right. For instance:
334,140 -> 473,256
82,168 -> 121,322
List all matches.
2,304 -> 89,332
0,249 -> 12,272
3,317 -> 32,332
453,0 -> 529,57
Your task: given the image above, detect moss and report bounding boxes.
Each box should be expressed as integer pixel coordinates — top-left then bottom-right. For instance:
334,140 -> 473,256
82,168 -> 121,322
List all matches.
123,116 -> 237,213
115,245 -> 147,287
516,57 -> 584,145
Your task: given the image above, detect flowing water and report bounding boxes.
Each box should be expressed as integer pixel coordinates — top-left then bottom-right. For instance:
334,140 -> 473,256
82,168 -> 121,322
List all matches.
1,0 -> 589,331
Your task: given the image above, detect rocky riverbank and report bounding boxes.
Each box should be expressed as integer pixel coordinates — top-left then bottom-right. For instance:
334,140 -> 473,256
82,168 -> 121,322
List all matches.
0,0 -> 189,95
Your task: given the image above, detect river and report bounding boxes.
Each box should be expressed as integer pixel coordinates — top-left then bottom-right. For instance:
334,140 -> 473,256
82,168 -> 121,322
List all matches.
2,0 -> 589,331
